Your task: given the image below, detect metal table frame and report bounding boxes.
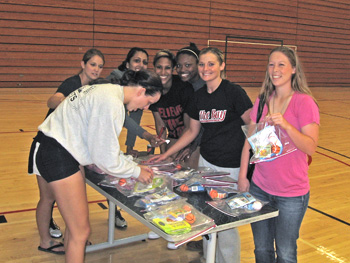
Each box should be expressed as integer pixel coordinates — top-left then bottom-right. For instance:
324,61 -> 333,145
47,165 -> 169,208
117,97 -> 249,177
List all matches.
85,174 -> 278,263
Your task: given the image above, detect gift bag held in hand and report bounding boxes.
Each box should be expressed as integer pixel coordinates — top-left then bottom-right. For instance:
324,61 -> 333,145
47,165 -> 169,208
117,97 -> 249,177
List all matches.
242,120 -> 297,164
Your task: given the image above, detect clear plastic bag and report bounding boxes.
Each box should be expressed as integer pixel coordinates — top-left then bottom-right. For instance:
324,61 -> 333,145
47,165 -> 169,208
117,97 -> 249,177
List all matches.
134,187 -> 184,211
143,199 -> 215,241
131,174 -> 173,197
207,192 -> 267,217
98,175 -> 137,197
206,186 -> 239,200
242,120 -> 297,164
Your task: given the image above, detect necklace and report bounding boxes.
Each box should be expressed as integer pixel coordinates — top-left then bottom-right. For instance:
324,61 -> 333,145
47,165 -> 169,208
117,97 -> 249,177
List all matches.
272,91 -> 294,115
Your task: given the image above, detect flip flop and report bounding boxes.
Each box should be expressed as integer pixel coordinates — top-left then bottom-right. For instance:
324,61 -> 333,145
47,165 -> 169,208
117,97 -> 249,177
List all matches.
38,242 -> 65,255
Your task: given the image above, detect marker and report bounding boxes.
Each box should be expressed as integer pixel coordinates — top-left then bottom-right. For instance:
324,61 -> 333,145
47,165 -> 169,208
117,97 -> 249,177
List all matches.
158,127 -> 165,138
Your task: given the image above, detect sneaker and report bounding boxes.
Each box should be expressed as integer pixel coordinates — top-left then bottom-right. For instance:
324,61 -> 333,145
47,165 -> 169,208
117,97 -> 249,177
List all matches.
167,242 -> 179,250
147,231 -> 160,240
49,219 -> 62,238
115,209 -> 127,229
186,239 -> 203,251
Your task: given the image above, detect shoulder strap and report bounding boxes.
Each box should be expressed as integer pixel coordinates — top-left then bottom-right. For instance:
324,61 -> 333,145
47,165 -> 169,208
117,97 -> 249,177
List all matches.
256,96 -> 265,123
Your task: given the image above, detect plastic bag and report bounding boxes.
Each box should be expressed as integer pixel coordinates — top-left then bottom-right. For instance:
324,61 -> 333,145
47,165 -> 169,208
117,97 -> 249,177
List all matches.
242,120 -> 297,164
206,186 -> 238,200
131,174 -> 173,196
206,192 -> 267,217
144,199 -> 215,240
134,187 -> 183,211
98,175 -> 137,197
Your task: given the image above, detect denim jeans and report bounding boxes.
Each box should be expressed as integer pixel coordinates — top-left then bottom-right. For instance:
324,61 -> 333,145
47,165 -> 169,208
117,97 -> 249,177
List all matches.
250,180 -> 309,263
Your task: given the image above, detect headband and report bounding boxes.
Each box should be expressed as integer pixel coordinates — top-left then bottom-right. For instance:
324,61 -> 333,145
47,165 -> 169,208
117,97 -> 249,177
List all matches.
179,48 -> 199,60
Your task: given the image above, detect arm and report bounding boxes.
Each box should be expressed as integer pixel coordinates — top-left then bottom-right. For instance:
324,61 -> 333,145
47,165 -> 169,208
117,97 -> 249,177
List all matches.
269,113 -> 319,156
238,108 -> 253,192
47,92 -> 65,109
152,111 -> 167,153
160,118 -> 201,159
174,113 -> 197,161
123,112 -> 147,139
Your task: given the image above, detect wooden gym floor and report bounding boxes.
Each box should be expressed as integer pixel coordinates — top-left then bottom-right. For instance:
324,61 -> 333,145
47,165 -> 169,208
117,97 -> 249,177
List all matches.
0,87 -> 349,263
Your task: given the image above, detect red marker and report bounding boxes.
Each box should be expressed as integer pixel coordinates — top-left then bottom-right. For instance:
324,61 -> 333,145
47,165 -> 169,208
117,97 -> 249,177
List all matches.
158,127 -> 165,138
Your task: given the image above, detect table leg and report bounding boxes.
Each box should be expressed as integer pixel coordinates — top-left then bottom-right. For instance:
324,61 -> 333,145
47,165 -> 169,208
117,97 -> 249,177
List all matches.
107,199 -> 116,243
206,233 -> 216,263
85,199 -> 147,252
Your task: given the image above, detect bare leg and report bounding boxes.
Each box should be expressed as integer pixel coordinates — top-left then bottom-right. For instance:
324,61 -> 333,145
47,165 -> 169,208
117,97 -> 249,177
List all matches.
50,170 -> 90,263
36,175 -> 64,252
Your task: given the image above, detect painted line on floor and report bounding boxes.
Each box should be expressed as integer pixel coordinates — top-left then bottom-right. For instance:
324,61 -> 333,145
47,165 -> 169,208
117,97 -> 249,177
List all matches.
0,199 -> 107,215
308,206 -> 350,226
299,238 -> 347,263
317,146 -> 350,160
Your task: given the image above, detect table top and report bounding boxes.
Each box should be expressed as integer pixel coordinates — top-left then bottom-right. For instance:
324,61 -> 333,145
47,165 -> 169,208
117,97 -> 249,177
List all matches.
85,168 -> 278,240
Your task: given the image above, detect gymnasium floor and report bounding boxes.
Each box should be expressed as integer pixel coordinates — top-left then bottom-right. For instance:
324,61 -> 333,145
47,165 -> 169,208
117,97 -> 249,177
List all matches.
0,87 -> 349,262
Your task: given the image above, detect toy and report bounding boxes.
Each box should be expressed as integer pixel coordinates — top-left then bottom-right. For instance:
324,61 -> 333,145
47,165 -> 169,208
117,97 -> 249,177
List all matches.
185,213 -> 196,224
183,204 -> 192,212
118,178 -> 126,186
209,189 -> 218,199
180,184 -> 189,192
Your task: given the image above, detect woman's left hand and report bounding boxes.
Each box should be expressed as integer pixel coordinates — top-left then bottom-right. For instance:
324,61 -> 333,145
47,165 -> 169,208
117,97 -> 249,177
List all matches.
268,113 -> 290,130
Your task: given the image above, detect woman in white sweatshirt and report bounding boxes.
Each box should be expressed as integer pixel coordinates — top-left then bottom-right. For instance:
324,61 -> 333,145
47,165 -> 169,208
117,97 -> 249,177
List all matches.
34,69 -> 163,263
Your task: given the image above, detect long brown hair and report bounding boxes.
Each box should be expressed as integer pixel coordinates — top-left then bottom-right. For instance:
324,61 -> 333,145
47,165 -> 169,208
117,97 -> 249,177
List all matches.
259,46 -> 317,105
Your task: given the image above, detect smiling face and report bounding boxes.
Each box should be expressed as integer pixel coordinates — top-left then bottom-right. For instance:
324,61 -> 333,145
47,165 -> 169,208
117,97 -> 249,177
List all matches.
268,51 -> 296,89
198,52 -> 225,84
81,55 -> 104,81
126,51 -> 148,71
126,87 -> 161,112
176,54 -> 199,83
154,57 -> 173,89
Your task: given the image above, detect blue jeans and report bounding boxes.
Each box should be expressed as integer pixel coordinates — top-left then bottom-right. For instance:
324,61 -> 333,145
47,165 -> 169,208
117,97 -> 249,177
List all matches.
250,181 -> 309,263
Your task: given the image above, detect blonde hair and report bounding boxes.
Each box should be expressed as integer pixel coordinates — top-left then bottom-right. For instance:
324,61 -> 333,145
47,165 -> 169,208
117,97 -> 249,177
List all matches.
259,46 -> 317,104
199,47 -> 226,79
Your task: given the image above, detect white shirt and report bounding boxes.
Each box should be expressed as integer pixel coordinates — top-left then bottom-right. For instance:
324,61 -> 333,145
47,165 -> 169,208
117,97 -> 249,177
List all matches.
39,83 -> 141,178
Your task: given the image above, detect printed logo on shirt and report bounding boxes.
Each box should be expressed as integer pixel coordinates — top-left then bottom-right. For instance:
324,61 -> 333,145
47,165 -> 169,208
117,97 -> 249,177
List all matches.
199,109 -> 227,123
67,85 -> 96,110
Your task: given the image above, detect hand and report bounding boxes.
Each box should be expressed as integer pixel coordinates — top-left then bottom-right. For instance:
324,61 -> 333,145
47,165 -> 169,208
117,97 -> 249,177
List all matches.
268,113 -> 290,130
126,146 -> 139,158
137,165 -> 154,184
147,153 -> 171,163
142,132 -> 166,147
238,177 -> 250,192
175,147 -> 192,161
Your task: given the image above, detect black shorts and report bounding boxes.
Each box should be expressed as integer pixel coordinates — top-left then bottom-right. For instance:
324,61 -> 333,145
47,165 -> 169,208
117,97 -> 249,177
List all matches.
35,134 -> 80,183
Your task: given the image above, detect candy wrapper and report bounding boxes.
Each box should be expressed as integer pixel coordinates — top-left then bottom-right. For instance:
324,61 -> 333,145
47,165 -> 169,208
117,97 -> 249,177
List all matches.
134,187 -> 184,211
207,192 -> 267,217
242,120 -> 297,164
144,200 -> 216,247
